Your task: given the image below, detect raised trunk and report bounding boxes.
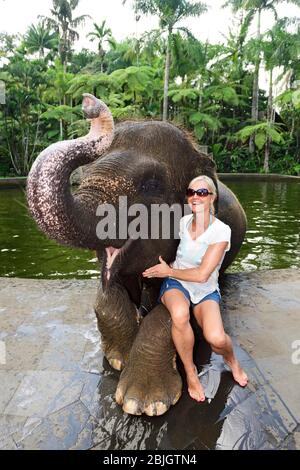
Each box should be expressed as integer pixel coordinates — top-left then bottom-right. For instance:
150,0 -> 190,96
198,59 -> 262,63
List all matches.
27,94 -> 114,249
249,9 -> 261,154
162,30 -> 171,122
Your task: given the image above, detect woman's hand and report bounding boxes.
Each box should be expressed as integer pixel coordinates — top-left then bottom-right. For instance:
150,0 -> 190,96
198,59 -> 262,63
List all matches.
142,256 -> 172,278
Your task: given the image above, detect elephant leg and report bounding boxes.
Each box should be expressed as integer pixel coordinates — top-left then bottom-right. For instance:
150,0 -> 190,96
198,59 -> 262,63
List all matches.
115,304 -> 182,416
94,278 -> 141,371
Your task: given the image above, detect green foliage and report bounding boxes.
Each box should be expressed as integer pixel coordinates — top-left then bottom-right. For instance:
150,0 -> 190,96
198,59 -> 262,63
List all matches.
41,104 -> 81,121
236,122 -> 285,146
0,0 -> 300,176
40,0 -> 90,67
189,111 -> 222,131
67,73 -> 111,99
206,85 -> 239,105
0,33 -> 18,59
109,66 -> 156,102
69,49 -> 97,73
168,88 -> 198,102
23,22 -> 59,59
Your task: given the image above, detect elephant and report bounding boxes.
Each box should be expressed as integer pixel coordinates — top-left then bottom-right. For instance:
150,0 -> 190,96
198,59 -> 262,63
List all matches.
27,94 -> 247,416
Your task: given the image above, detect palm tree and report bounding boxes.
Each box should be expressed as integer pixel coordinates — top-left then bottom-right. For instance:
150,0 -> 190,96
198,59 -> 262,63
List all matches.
40,0 -> 90,71
262,18 -> 300,171
224,0 -> 300,152
23,22 -> 59,59
87,20 -> 115,72
42,59 -> 74,140
124,0 -> 207,120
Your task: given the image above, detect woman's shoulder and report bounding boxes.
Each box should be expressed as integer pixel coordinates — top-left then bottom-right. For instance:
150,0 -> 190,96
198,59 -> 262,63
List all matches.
178,214 -> 192,237
180,214 -> 192,223
211,217 -> 231,235
179,214 -> 192,227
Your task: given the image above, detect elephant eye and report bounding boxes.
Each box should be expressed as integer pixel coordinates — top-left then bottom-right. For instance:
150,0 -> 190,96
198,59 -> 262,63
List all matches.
139,178 -> 163,194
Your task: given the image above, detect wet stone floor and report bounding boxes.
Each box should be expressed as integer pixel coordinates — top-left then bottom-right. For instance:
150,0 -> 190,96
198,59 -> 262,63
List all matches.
0,270 -> 300,450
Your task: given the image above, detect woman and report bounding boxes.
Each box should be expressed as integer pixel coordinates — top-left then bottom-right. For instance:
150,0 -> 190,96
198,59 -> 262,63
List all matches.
142,175 -> 248,402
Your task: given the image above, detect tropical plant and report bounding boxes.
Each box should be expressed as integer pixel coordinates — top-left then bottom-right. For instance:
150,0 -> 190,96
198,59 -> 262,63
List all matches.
1,1 -> 300,177
40,0 -> 90,70
42,59 -> 74,139
87,20 -> 116,72
23,22 -> 59,59
0,58 -> 47,175
0,33 -> 18,59
124,0 -> 208,120
224,0 -> 300,153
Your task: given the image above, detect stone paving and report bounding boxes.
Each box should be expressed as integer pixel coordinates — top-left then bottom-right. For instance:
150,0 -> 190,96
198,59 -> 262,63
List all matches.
0,269 -> 299,450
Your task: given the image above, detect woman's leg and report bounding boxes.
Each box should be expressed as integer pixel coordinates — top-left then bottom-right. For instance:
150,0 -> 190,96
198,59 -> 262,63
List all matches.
161,289 -> 205,402
193,300 -> 248,387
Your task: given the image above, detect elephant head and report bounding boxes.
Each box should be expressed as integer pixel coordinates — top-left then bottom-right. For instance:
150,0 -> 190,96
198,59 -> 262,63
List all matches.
27,94 -> 219,283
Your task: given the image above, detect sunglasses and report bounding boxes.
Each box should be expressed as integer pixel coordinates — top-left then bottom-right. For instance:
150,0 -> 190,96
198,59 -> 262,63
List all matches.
186,188 -> 213,197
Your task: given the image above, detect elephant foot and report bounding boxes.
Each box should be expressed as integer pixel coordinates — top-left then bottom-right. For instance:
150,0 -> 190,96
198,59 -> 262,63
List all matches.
102,333 -> 140,371
95,280 -> 141,372
105,351 -> 124,371
102,338 -> 131,371
115,357 -> 182,416
114,305 -> 183,416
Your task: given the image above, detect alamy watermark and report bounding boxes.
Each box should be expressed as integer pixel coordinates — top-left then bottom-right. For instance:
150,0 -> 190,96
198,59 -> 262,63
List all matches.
291,340 -> 300,365
0,80 -> 5,104
95,198 -> 204,240
0,340 -> 6,365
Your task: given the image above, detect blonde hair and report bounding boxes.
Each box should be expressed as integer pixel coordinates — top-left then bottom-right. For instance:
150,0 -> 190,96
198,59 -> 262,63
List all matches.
188,175 -> 217,215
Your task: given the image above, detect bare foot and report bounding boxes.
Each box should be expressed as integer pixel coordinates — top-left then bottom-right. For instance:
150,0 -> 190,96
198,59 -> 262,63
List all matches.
225,359 -> 248,387
186,367 -> 206,402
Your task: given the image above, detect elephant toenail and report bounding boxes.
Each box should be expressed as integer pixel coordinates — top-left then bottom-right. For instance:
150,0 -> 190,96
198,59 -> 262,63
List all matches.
109,358 -> 123,370
123,398 -> 142,415
115,387 -> 124,405
155,402 -> 168,416
144,401 -> 167,416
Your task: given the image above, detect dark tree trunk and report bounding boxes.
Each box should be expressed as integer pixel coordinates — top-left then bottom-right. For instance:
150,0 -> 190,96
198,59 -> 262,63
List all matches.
163,29 -> 171,122
249,9 -> 261,154
264,68 -> 273,173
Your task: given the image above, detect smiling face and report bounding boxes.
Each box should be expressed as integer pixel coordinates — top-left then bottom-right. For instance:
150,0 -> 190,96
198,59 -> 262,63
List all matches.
187,179 -> 215,215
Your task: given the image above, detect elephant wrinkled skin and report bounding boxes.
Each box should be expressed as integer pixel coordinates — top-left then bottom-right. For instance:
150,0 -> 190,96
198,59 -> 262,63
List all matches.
27,94 -> 246,416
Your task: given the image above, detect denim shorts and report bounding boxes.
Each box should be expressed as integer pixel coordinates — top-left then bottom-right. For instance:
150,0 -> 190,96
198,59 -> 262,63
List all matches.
158,278 -> 221,306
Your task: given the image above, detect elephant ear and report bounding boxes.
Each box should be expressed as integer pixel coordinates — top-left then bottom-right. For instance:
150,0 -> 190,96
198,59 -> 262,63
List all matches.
193,152 -> 219,215
194,152 -> 216,175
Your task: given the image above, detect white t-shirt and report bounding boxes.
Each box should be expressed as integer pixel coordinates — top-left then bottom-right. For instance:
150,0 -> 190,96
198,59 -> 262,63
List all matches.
170,215 -> 231,303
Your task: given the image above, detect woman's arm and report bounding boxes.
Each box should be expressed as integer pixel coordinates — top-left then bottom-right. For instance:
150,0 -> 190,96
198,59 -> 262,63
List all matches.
170,241 -> 228,282
142,241 -> 229,282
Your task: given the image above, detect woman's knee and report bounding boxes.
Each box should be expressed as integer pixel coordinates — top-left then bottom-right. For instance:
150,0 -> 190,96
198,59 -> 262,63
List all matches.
170,306 -> 190,329
205,331 -> 227,350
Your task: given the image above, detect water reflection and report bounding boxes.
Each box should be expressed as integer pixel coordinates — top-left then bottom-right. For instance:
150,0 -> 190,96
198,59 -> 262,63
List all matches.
0,180 -> 299,278
226,180 -> 300,273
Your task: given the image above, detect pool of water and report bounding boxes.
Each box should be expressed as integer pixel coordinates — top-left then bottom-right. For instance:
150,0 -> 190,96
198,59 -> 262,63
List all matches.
226,180 -> 300,272
0,187 -> 99,279
0,180 -> 299,278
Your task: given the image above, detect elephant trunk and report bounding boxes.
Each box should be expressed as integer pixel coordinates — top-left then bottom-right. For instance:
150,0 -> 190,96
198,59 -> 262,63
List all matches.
27,94 -> 114,249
